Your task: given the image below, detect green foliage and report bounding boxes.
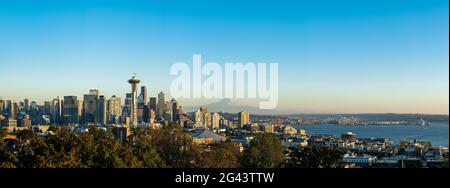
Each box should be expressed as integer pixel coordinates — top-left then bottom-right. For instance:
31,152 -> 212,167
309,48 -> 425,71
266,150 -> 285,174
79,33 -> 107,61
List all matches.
148,124 -> 201,168
0,124 -> 207,168
287,146 -> 344,168
0,124 -> 350,169
241,134 -> 285,168
199,142 -> 241,168
129,128 -> 165,168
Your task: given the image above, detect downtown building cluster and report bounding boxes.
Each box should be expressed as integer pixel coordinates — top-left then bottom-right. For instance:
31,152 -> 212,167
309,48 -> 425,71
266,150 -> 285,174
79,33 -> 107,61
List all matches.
0,75 -> 252,134
0,88 -> 172,128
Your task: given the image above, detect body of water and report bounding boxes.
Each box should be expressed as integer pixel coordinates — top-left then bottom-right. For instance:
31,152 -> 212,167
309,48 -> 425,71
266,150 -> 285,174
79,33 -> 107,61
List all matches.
293,123 -> 449,147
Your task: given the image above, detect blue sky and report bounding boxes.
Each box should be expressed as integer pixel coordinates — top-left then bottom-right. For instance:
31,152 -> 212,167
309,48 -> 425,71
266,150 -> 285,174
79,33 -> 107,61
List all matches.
0,0 -> 448,114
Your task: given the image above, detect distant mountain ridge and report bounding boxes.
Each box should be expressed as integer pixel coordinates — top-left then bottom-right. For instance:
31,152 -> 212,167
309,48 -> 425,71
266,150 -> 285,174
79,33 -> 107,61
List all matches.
183,98 -> 288,115
183,99 -> 449,123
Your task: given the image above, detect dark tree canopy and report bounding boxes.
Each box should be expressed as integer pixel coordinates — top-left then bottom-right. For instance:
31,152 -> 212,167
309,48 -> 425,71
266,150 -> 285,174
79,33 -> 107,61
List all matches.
241,134 -> 285,168
287,146 -> 344,168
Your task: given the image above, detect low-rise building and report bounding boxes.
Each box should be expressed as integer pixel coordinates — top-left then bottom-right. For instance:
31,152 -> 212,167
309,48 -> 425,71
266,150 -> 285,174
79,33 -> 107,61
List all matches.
343,154 -> 376,167
192,129 -> 227,145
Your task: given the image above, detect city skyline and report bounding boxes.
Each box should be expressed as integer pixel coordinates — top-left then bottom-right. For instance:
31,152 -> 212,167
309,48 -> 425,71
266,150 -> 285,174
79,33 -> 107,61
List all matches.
0,0 -> 449,173
0,0 -> 448,114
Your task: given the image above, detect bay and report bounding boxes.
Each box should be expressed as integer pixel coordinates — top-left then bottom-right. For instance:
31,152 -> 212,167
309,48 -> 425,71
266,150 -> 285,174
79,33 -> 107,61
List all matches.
293,123 -> 449,147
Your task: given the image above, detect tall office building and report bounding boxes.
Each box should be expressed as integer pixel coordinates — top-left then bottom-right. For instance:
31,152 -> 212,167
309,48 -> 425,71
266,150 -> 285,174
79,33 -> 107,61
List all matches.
140,86 -> 148,105
12,102 -> 18,119
128,75 -> 140,127
219,117 -> 230,130
138,103 -> 145,122
29,101 -> 39,124
51,97 -> 62,124
142,104 -> 149,123
83,89 -> 99,124
194,107 -> 211,128
24,98 -> 29,113
98,95 -> 107,125
18,102 -> 24,112
63,96 -> 78,124
4,100 -> 13,118
162,101 -> 172,120
30,101 -> 37,110
123,93 -> 132,117
3,100 -> 12,117
0,99 -> 4,114
149,97 -> 157,111
44,101 -> 51,115
194,109 -> 204,127
171,99 -> 180,122
4,100 -> 18,120
76,100 -> 83,124
204,111 -> 211,128
212,112 -> 220,130
157,91 -> 165,117
108,95 -> 122,124
238,111 -> 250,130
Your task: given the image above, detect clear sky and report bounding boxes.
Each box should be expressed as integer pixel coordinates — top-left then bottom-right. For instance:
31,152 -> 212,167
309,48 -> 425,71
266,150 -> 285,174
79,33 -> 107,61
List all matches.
0,0 -> 448,114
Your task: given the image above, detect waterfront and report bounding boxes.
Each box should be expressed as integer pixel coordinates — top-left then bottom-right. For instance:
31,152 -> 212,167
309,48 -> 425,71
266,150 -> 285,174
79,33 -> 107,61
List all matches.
294,123 -> 449,147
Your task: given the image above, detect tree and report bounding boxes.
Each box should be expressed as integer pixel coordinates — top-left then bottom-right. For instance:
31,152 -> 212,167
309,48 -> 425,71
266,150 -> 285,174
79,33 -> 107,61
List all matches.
200,142 -> 241,168
241,134 -> 285,168
0,128 -> 6,141
0,128 -> 17,168
287,146 -> 344,168
128,128 -> 165,168
17,129 -> 35,140
148,123 -> 202,168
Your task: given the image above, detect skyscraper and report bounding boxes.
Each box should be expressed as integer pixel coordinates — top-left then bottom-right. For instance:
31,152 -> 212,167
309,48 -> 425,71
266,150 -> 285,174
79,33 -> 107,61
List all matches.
194,109 -> 204,128
12,102 -> 18,119
138,103 -> 144,123
212,112 -> 220,130
63,96 -> 78,124
108,95 -> 122,124
98,95 -> 107,125
204,111 -> 211,128
140,86 -> 148,105
83,89 -> 99,124
0,99 -> 4,114
238,111 -> 250,130
0,99 -> 5,113
76,100 -> 83,124
4,100 -> 12,118
163,101 -> 172,120
51,97 -> 62,124
18,102 -> 24,112
24,98 -> 29,113
194,107 -> 211,128
123,93 -> 132,117
157,91 -> 165,117
149,97 -> 157,112
44,101 -> 51,115
30,101 -> 39,124
171,99 -> 180,122
128,75 -> 141,127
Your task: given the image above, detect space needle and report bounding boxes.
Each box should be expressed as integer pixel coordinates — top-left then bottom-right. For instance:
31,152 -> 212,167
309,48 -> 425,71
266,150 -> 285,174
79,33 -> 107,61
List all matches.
128,73 -> 141,127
